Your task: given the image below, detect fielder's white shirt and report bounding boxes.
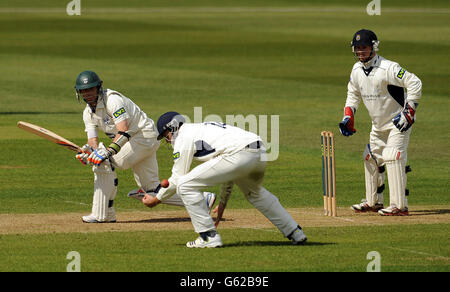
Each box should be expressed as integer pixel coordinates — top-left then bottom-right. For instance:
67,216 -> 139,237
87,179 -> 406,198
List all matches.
345,55 -> 422,130
82,89 -> 157,138
156,122 -> 261,201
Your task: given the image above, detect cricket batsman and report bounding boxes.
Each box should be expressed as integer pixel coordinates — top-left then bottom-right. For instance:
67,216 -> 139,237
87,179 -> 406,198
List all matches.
339,29 -> 422,216
141,112 -> 307,248
74,71 -> 216,223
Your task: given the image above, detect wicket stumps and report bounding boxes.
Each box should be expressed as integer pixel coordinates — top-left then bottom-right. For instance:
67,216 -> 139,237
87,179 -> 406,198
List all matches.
321,131 -> 337,217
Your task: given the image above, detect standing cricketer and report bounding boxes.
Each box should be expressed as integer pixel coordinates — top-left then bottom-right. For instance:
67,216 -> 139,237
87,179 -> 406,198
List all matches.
339,29 -> 422,216
74,71 -> 215,223
142,111 -> 307,248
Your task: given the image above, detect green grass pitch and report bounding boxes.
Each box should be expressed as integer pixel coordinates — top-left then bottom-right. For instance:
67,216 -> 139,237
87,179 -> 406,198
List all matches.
0,0 -> 449,273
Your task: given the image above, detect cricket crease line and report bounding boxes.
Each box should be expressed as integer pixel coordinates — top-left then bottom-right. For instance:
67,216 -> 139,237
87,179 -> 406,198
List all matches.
289,209 -> 391,227
117,208 -> 149,212
331,216 -> 356,223
386,246 -> 450,261
289,209 -> 358,223
64,201 -> 90,206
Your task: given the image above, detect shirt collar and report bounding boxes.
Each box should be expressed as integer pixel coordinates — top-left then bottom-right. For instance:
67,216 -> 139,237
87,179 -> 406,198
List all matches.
360,54 -> 380,69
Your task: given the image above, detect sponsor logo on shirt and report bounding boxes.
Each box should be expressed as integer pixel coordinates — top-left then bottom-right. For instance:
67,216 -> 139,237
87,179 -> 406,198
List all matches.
396,68 -> 405,79
362,94 -> 381,101
173,152 -> 180,160
113,107 -> 126,118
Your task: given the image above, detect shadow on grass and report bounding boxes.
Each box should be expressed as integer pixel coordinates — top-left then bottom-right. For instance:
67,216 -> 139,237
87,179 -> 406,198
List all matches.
118,217 -> 192,223
174,241 -> 335,248
118,217 -> 235,224
411,209 -> 450,216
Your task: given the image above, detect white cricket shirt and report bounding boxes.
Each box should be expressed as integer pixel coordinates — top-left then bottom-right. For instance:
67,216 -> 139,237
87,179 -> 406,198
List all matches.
156,122 -> 261,201
82,89 -> 157,138
345,55 -> 422,130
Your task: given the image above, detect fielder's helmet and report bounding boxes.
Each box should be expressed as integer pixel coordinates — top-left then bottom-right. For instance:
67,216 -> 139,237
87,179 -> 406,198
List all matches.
156,111 -> 185,140
351,29 -> 379,51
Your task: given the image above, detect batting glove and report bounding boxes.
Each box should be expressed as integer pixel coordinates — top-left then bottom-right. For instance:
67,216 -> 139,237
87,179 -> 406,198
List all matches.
88,148 -> 113,166
339,107 -> 357,136
76,144 -> 93,165
393,101 -> 417,132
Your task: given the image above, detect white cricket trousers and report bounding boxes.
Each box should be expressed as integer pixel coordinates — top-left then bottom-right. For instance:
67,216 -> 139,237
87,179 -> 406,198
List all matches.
177,148 -> 299,237
365,126 -> 411,209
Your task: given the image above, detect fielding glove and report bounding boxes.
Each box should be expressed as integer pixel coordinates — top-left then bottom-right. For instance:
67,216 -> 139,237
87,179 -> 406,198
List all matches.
339,107 -> 357,136
392,101 -> 417,132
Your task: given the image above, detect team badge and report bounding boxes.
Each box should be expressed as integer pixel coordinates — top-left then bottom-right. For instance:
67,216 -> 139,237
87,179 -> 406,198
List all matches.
356,34 -> 360,41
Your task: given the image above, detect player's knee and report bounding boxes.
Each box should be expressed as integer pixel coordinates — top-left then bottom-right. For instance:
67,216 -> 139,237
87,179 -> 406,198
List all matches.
363,144 -> 371,161
363,144 -> 378,161
245,188 -> 277,211
176,177 -> 194,195
382,147 -> 403,163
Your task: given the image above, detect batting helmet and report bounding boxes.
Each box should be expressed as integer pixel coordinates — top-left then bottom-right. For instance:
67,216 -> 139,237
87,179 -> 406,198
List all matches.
74,70 -> 104,105
75,71 -> 103,91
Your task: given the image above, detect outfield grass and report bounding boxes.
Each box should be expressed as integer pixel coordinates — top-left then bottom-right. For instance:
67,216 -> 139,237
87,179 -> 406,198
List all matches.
1,225 -> 448,272
0,0 -> 449,272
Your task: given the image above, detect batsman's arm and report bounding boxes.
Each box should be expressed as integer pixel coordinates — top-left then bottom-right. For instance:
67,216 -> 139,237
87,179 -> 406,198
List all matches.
107,120 -> 133,155
88,137 -> 99,149
83,107 -> 100,148
78,116 -> 99,164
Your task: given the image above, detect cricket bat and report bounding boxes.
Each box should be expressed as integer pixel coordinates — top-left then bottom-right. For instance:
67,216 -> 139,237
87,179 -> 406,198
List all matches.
17,121 -> 82,152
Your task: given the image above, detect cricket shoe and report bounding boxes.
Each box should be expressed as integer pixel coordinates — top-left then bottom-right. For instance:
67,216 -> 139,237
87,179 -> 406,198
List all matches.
378,206 -> 409,216
287,226 -> 307,245
351,199 -> 384,213
127,188 -> 146,202
186,233 -> 223,248
107,207 -> 117,222
204,192 -> 216,213
82,208 -> 116,223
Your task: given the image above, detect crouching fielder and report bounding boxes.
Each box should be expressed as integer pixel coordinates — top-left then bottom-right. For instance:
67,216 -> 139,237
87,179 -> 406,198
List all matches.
338,29 -> 422,216
74,71 -> 215,223
142,112 -> 307,248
